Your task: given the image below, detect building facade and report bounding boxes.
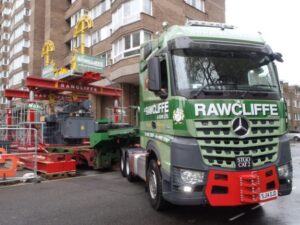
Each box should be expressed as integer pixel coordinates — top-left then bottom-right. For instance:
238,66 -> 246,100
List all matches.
0,0 -> 46,109
281,82 -> 300,131
0,0 -> 225,123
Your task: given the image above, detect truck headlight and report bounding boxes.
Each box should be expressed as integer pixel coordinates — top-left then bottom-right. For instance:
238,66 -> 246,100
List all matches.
180,169 -> 205,185
172,168 -> 206,192
277,164 -> 290,178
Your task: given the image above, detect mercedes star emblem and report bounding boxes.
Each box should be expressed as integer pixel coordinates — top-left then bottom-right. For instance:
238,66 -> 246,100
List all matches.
232,117 -> 250,137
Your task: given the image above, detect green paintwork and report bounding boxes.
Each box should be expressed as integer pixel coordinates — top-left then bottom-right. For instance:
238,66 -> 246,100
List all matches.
139,24 -> 287,171
96,119 -> 113,124
89,126 -> 139,169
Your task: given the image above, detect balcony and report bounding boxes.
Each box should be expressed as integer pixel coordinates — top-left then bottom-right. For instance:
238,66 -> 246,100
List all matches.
1,52 -> 9,58
0,77 -> 8,84
0,13 -> 11,24
0,39 -> 10,46
1,26 -> 10,33
0,65 -> 9,71
1,2 -> 13,11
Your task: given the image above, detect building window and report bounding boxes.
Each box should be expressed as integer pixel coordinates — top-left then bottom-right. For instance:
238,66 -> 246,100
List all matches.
3,20 -> 11,27
143,0 -> 152,14
8,71 -> 25,87
112,30 -> 152,63
91,23 -> 111,45
295,114 -> 300,121
71,35 -> 91,51
25,8 -> 31,16
10,39 -> 30,57
70,9 -> 89,27
0,72 -> 8,78
14,0 -> 24,11
1,45 -> 9,52
112,0 -> 152,32
9,55 -> 29,72
185,0 -> 205,12
14,9 -> 24,25
91,0 -> 110,20
97,51 -> 111,67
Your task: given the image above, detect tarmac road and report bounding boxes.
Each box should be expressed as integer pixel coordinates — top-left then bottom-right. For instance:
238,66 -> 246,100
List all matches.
0,143 -> 299,225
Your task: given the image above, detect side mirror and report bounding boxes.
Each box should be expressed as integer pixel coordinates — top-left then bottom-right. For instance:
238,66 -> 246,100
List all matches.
148,57 -> 162,92
272,52 -> 284,63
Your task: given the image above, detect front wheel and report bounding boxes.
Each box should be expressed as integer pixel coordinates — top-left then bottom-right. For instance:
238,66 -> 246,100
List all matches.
147,160 -> 168,211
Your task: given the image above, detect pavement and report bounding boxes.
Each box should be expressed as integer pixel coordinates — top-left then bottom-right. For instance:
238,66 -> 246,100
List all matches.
0,143 -> 299,225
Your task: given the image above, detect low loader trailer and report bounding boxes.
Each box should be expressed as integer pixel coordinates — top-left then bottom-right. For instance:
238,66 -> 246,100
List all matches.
117,21 -> 293,210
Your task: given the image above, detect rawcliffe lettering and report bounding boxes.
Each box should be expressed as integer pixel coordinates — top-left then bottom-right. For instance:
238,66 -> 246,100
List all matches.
144,102 -> 169,116
195,103 -> 278,116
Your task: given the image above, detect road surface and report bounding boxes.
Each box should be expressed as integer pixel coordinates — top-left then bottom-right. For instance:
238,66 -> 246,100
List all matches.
0,143 -> 299,225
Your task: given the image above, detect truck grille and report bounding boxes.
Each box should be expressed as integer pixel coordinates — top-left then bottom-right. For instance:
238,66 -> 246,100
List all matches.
195,118 -> 280,169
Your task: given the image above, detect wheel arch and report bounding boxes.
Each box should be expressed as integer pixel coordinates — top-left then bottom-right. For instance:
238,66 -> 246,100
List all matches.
146,141 -> 161,170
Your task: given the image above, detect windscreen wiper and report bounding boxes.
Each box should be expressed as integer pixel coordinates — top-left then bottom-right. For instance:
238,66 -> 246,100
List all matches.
192,83 -> 233,98
192,84 -> 210,98
250,84 -> 278,88
240,84 -> 278,99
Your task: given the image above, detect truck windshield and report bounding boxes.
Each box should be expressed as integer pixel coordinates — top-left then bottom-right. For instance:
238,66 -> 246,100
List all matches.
172,49 -> 280,98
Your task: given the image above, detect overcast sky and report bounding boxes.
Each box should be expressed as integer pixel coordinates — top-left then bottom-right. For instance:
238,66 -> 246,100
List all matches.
226,0 -> 300,85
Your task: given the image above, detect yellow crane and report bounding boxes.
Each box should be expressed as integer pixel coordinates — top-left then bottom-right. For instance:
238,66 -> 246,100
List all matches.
41,40 -> 55,66
74,15 -> 93,55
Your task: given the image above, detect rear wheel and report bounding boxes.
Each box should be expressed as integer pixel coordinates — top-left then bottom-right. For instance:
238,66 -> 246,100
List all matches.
120,152 -> 127,177
293,136 -> 299,142
126,153 -> 136,182
147,160 -> 168,211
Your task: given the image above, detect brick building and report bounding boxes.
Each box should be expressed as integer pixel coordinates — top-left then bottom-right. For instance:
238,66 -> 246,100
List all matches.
281,82 -> 300,131
0,0 -> 225,123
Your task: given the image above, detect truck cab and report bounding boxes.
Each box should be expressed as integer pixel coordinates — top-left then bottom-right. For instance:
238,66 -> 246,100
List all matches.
123,21 -> 292,210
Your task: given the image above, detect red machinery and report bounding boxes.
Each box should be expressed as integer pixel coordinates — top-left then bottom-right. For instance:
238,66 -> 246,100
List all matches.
3,72 -> 122,176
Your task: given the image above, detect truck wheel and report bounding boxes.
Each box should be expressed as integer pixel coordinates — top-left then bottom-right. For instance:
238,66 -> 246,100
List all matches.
126,153 -> 136,182
147,160 -> 167,211
120,152 -> 127,177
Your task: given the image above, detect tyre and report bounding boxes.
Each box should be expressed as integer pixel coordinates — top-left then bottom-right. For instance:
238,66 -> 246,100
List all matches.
120,151 -> 127,177
293,136 -> 299,142
126,153 -> 136,182
147,160 -> 168,211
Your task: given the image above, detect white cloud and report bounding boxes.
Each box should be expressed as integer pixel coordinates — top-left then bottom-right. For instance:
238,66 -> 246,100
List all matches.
226,0 -> 300,85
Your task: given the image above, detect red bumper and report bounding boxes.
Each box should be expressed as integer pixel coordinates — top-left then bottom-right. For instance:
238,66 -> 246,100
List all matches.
205,166 -> 279,206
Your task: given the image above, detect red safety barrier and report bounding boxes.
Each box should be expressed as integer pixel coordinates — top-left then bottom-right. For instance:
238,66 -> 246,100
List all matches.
0,148 -> 18,178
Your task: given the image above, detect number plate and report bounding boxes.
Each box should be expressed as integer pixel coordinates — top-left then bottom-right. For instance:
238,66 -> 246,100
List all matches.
259,190 -> 278,201
235,156 -> 253,170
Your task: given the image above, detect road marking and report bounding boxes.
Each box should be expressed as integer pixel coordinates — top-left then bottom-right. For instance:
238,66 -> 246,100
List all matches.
229,213 -> 246,221
251,204 -> 261,210
292,186 -> 297,190
0,183 -> 26,189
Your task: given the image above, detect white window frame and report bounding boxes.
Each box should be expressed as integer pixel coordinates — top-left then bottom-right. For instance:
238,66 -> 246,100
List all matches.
112,30 -> 152,63
184,0 -> 205,12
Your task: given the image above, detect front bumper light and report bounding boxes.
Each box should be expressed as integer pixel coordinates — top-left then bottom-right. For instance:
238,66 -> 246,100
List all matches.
277,164 -> 291,178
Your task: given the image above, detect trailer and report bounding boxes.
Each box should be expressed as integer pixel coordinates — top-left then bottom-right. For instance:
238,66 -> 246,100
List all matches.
118,21 -> 293,210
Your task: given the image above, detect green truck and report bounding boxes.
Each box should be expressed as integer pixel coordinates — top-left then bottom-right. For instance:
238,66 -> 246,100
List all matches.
116,21 -> 293,210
